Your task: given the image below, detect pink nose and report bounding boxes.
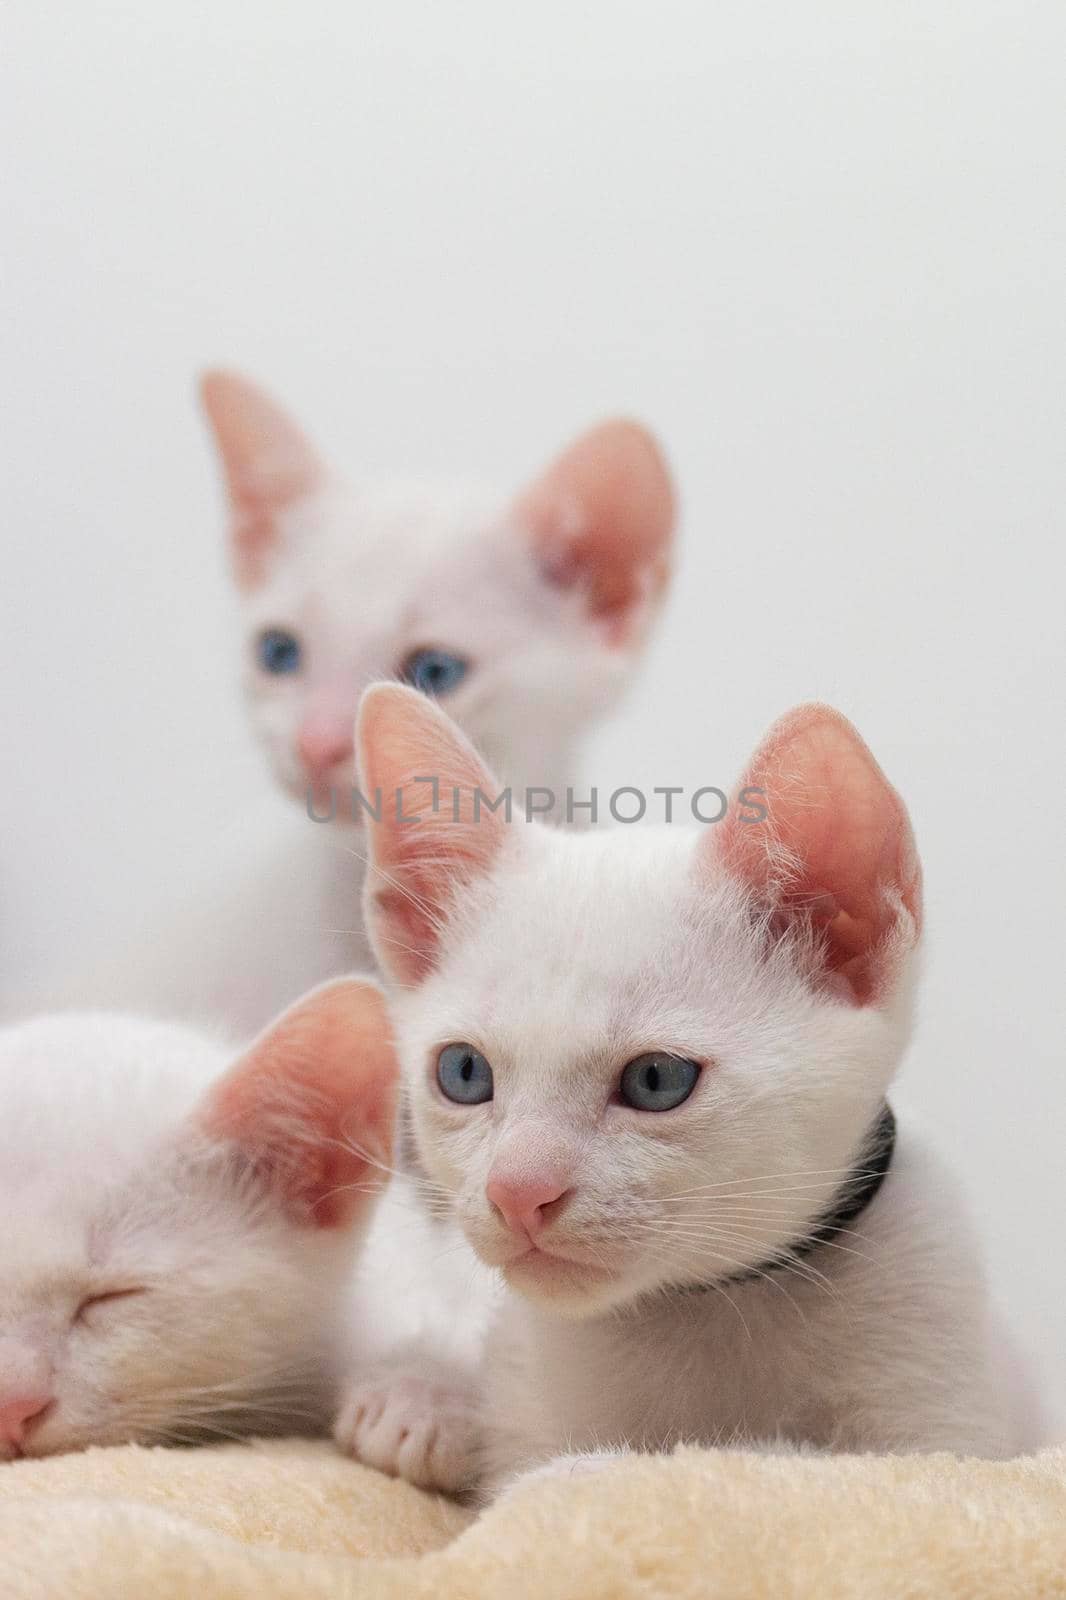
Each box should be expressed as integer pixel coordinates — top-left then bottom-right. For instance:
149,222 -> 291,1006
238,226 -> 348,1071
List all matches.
486,1176 -> 572,1239
0,1393 -> 52,1448
297,723 -> 353,780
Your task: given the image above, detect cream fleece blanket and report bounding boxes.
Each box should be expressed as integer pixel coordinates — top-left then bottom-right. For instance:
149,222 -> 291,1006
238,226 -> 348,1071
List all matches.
2,1440 -> 1064,1599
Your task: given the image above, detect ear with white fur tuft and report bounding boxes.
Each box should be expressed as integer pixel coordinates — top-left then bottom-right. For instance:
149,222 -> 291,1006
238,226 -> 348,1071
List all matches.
200,369 -> 327,588
712,705 -> 922,1006
513,419 -> 676,642
197,978 -> 397,1228
357,683 -> 508,985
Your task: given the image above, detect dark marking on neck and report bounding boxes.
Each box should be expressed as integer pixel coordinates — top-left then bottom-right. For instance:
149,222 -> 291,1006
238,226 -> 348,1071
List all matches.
682,1104 -> 897,1295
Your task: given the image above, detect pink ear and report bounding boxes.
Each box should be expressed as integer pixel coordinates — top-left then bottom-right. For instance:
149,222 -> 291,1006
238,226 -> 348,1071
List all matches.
357,684 -> 507,984
513,419 -> 675,641
198,979 -> 397,1229
200,370 -> 327,588
713,706 -> 922,1006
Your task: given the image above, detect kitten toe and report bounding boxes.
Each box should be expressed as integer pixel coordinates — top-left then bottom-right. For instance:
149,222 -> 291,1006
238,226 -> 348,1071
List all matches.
334,1362 -> 480,1494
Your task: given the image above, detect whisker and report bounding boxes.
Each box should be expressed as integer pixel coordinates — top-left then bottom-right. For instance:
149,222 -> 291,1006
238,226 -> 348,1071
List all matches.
645,1212 -> 879,1269
338,844 -> 450,939
654,1204 -> 877,1244
324,1130 -> 452,1197
661,1166 -> 880,1199
627,1220 -> 841,1297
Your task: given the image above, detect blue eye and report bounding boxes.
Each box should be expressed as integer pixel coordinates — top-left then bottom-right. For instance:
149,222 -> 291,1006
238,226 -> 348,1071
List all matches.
256,628 -> 302,675
618,1053 -> 700,1112
437,1043 -> 494,1105
401,648 -> 470,697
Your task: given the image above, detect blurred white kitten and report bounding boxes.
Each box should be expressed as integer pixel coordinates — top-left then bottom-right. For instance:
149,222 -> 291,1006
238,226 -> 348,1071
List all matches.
12,374 -> 675,1039
0,979 -> 397,1459
357,685 -> 1028,1493
16,374 -> 672,1036
204,371 -> 675,826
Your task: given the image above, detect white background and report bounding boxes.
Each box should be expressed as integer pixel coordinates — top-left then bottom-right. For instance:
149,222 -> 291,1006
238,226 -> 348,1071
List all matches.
3,4 -> 1063,1433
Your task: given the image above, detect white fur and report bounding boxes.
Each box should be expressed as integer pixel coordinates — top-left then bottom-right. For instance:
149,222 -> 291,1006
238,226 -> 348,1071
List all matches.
0,1005 -> 500,1487
14,472 -> 660,1042
244,477 -> 634,809
0,1011 -> 369,1458
378,821 -> 1026,1490
1,428 -> 664,1479
337,1174 -> 500,1491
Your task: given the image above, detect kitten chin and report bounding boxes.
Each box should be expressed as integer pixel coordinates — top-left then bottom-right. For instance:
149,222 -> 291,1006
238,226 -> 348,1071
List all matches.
499,1248 -> 625,1315
19,1369 -> 335,1460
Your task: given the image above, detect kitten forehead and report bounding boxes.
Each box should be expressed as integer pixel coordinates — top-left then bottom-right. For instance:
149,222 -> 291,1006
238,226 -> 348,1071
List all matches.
0,1014 -> 227,1201
405,827 -> 776,1064
243,481 -> 573,704
397,817 -> 900,1101
261,481 -> 504,614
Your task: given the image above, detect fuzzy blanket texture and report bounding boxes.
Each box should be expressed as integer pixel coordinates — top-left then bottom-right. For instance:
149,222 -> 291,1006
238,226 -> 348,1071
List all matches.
2,1439 -> 1064,1599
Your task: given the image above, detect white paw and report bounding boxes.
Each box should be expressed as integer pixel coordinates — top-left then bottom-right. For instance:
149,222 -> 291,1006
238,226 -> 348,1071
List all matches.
334,1364 -> 480,1494
503,1448 -> 626,1495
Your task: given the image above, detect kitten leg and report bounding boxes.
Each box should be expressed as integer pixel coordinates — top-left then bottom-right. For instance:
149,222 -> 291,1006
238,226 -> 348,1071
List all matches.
334,1352 -> 481,1494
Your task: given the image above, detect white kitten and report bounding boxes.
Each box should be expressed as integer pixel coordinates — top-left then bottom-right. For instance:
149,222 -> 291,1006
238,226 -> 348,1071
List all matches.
11,375 -> 676,1041
356,684 -> 1025,1492
0,979 -> 396,1459
202,370 -> 676,824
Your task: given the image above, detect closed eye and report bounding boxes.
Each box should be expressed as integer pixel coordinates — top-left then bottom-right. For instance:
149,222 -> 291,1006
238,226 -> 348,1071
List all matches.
74,1288 -> 148,1324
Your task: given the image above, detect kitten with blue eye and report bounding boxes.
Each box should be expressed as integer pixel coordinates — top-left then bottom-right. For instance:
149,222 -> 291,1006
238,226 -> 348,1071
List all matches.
17,373 -> 676,1042
0,980 -> 398,1460
205,369 -> 675,825
356,684 -> 1033,1493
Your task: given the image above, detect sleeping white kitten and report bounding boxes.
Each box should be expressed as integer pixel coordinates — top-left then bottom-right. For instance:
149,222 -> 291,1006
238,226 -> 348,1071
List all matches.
356,684 -> 1023,1491
0,979 -> 396,1459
